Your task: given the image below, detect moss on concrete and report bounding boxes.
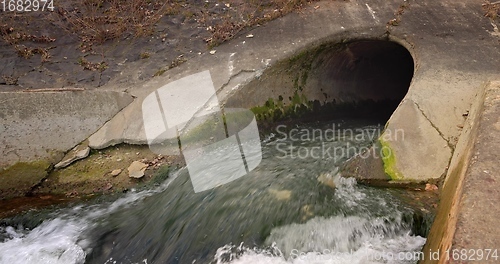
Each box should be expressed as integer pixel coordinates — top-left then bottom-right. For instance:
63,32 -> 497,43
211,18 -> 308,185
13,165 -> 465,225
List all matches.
251,92 -> 312,123
32,144 -> 182,197
0,161 -> 51,199
380,138 -> 403,180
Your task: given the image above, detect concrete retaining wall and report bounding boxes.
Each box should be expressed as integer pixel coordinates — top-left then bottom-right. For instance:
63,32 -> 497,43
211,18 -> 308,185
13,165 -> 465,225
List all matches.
421,81 -> 500,263
0,90 -> 133,198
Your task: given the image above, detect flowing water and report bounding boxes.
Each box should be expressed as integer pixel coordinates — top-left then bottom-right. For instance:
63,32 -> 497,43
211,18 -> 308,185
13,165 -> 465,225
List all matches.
0,120 -> 431,264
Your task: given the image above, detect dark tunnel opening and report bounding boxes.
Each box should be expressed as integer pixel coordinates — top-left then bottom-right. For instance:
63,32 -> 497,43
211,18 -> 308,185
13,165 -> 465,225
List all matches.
305,40 -> 415,122
225,39 -> 415,126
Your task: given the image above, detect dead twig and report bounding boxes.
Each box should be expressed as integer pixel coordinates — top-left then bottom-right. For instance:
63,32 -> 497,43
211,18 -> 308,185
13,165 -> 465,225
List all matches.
22,88 -> 86,92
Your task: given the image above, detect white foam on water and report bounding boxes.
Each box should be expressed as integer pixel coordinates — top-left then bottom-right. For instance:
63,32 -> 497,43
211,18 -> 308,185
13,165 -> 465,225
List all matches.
213,173 -> 426,264
214,215 -> 426,264
0,218 -> 87,264
0,170 -> 180,264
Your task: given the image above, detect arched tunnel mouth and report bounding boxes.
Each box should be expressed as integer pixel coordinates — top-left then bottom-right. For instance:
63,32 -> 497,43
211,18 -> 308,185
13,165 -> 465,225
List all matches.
314,39 -> 415,121
227,39 -> 415,126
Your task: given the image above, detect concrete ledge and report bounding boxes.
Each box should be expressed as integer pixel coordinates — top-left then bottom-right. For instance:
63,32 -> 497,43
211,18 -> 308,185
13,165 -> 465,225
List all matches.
450,81 -> 500,263
421,81 -> 499,263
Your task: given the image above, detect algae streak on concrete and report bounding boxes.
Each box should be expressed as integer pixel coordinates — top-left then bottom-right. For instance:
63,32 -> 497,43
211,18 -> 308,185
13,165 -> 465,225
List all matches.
0,91 -> 133,199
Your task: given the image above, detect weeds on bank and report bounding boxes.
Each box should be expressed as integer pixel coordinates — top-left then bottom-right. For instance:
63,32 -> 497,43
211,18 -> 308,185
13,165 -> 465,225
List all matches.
50,0 -> 180,52
77,57 -> 108,71
15,45 -> 52,61
204,0 -> 319,48
1,23 -> 55,62
1,0 -> 319,77
153,54 -> 187,77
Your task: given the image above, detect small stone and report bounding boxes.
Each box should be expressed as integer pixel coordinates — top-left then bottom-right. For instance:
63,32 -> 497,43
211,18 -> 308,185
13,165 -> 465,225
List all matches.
246,34 -> 254,38
105,183 -> 113,190
116,158 -> 122,162
268,189 -> 292,201
128,161 -> 148,178
209,50 -> 216,55
111,169 -> 122,176
425,183 -> 438,191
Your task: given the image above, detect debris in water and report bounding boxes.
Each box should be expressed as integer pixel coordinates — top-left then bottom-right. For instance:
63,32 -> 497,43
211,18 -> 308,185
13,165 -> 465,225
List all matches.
317,172 -> 336,189
268,189 -> 291,201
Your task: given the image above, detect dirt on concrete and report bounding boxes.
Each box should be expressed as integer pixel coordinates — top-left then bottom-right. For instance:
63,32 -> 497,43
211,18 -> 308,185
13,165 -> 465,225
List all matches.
31,144 -> 185,197
0,0 -> 318,90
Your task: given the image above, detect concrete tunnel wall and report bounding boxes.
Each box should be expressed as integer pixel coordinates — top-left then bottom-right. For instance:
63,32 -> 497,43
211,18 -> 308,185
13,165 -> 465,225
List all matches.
224,39 -> 414,123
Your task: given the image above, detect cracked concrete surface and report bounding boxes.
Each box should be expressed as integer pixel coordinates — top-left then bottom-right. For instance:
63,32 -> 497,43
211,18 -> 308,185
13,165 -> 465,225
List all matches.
422,80 -> 499,264
0,0 -> 499,256
414,101 -> 455,151
382,99 -> 453,181
2,0 -> 500,184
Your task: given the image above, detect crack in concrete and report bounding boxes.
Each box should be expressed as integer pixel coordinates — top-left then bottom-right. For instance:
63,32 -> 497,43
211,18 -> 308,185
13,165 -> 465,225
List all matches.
365,4 -> 379,23
413,100 -> 455,151
216,68 -> 257,95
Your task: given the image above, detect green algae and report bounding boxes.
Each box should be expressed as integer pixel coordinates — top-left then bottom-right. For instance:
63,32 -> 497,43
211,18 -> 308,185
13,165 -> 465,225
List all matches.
380,138 -> 403,180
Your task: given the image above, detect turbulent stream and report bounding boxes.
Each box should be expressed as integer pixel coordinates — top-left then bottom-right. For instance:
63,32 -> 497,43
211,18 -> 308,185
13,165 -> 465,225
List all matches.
0,120 -> 431,264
